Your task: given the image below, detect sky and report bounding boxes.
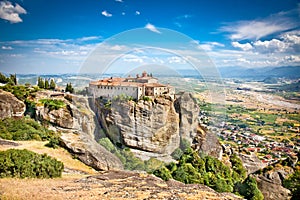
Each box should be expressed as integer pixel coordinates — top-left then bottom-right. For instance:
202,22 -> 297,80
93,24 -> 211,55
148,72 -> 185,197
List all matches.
0,0 -> 299,74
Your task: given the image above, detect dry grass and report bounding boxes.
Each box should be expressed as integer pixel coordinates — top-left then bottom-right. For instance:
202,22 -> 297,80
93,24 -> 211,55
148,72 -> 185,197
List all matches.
0,140 -> 96,175
0,171 -> 242,200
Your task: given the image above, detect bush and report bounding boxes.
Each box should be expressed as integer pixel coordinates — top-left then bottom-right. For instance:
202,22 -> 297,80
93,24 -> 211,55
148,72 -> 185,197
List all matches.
0,117 -> 60,142
142,96 -> 152,101
39,99 -> 66,110
152,148 -> 249,193
235,176 -> 264,200
0,149 -> 64,178
98,137 -> 145,171
283,167 -> 300,200
171,148 -> 183,160
45,137 -> 60,149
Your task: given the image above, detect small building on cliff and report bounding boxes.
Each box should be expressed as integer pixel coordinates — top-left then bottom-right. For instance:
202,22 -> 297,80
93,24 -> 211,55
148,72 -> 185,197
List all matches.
88,71 -> 175,100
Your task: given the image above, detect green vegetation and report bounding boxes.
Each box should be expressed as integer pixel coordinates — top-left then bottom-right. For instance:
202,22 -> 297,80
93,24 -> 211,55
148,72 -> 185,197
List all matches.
0,117 -> 59,142
50,79 -> 56,90
37,77 -> 45,88
235,176 -> 264,200
283,166 -> 300,200
39,99 -> 66,110
113,94 -> 134,102
38,77 -> 56,90
65,82 -> 74,93
0,84 -> 39,101
98,137 -> 163,172
153,148 -> 248,193
153,148 -> 261,198
142,96 -> 152,101
0,149 -> 63,178
0,72 -> 10,84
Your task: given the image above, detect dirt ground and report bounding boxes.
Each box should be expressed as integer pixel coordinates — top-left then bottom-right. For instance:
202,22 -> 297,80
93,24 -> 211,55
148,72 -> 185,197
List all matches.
0,171 -> 241,200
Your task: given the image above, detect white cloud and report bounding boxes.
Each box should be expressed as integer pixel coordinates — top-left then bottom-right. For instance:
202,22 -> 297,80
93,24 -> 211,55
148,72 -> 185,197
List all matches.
198,42 -> 225,51
168,56 -> 186,64
122,54 -> 143,63
115,0 -> 123,2
77,36 -> 102,42
253,39 -> 287,52
101,10 -> 112,17
219,8 -> 298,40
135,11 -> 140,15
0,1 -> 27,23
145,23 -> 161,34
1,46 -> 13,50
231,41 -> 253,51
281,31 -> 300,44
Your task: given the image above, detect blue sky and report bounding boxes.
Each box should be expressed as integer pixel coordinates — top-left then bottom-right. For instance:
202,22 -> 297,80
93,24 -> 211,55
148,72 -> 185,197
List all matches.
0,0 -> 299,74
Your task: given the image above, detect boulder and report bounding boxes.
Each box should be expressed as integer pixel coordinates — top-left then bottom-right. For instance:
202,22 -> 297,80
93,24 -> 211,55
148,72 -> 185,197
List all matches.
101,95 -> 180,155
35,91 -> 123,171
0,89 -> 25,119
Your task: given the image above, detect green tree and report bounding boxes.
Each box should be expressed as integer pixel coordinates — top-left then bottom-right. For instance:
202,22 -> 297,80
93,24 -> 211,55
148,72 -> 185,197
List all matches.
9,73 -> 17,85
236,176 -> 264,200
0,72 -> 9,83
230,153 -> 247,183
283,167 -> 300,200
153,166 -> 172,181
50,79 -> 56,90
65,83 -> 74,93
37,77 -> 45,88
45,79 -> 49,89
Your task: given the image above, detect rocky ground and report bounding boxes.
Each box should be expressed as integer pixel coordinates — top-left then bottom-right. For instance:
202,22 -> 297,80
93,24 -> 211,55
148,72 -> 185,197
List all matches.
0,171 -> 242,200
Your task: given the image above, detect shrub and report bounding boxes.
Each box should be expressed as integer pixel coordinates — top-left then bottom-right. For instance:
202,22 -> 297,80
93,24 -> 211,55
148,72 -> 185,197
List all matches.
142,96 -> 152,101
39,99 -> 66,110
98,137 -> 145,171
0,149 -> 63,178
153,166 -> 172,181
235,176 -> 264,200
0,117 -> 60,142
283,166 -> 300,200
171,148 -> 183,160
152,148 -> 248,193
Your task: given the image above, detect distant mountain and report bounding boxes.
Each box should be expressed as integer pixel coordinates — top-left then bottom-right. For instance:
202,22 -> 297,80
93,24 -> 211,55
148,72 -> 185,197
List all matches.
218,66 -> 300,79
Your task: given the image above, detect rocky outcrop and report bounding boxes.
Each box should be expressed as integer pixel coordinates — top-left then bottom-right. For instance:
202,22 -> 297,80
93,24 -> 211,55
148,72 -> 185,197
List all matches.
239,153 -> 266,175
60,130 -> 123,171
0,170 -> 243,200
34,91 -> 123,171
193,125 -> 223,159
36,106 -> 73,129
174,92 -> 199,143
0,89 -> 25,119
98,95 -> 180,157
95,92 -> 223,160
255,167 -> 293,200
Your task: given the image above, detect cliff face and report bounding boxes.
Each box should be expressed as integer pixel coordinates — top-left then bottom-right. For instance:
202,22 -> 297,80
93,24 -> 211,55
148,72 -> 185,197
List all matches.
0,89 -> 25,119
34,92 -> 123,171
95,92 -> 222,160
99,95 -> 180,157
255,167 -> 293,200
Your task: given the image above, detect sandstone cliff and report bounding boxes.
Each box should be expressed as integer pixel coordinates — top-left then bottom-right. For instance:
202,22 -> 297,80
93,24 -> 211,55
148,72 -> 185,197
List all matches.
34,92 -> 123,171
0,89 -> 25,119
255,166 -> 293,200
94,92 -> 222,160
